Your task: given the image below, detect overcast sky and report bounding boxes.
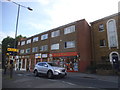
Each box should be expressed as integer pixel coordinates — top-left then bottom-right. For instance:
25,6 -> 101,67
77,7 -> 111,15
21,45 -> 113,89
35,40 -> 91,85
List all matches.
0,0 -> 119,43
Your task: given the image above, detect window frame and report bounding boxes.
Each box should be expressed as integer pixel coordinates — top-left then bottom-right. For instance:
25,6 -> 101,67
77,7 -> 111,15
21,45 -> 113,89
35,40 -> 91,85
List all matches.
51,30 -> 60,37
41,34 -> 48,40
51,43 -> 59,50
26,39 -> 31,44
99,24 -> 104,32
40,45 -> 48,51
64,25 -> 75,34
21,41 -> 25,46
64,41 -> 75,49
33,37 -> 38,42
100,39 -> 106,47
32,47 -> 38,53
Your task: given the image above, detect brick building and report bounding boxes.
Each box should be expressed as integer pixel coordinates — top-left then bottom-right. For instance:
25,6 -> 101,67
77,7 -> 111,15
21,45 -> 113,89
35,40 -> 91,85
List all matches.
91,13 -> 120,69
16,19 -> 92,72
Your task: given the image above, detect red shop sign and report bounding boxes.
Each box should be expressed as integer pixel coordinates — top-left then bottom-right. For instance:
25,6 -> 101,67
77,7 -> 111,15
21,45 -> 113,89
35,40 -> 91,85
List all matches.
51,52 -> 77,57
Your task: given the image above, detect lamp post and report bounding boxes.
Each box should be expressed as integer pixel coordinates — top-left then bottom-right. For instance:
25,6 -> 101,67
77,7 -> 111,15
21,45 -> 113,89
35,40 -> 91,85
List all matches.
6,0 -> 33,49
7,0 -> 33,78
7,0 -> 33,55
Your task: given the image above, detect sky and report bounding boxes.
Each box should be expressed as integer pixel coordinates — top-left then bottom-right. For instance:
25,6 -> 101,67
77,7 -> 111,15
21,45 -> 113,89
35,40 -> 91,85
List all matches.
0,0 -> 120,44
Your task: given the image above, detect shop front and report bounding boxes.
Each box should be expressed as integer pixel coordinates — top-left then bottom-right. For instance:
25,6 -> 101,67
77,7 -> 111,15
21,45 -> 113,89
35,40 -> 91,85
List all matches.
50,52 -> 79,72
35,53 -> 49,64
15,55 -> 31,71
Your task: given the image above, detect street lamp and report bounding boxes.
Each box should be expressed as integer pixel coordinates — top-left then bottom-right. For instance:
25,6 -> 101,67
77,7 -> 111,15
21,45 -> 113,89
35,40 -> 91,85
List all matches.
6,0 -> 33,78
7,0 -> 33,49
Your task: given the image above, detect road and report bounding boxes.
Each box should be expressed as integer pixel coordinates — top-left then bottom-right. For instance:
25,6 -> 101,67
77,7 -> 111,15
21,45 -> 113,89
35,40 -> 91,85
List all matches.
2,70 -> 119,89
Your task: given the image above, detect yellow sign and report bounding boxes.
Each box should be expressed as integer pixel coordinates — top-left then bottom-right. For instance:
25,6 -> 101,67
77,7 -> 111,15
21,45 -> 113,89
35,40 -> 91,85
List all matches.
6,53 -> 9,55
7,48 -> 19,52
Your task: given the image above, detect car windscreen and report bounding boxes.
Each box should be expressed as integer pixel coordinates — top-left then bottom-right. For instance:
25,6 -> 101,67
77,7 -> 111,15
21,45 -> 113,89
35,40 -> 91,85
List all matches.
48,63 -> 58,66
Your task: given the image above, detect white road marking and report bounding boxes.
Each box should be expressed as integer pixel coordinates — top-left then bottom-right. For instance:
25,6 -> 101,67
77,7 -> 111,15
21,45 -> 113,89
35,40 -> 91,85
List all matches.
62,81 -> 76,85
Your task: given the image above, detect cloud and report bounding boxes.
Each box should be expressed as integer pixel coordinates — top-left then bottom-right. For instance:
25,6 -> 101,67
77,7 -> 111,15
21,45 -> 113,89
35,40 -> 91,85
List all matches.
0,30 -> 15,43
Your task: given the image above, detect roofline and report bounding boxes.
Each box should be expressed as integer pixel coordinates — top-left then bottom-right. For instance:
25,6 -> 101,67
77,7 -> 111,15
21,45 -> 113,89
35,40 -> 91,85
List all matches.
90,13 -> 119,24
19,19 -> 86,41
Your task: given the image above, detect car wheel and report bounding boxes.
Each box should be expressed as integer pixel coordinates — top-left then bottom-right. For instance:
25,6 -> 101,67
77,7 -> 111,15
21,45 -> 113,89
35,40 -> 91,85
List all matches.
47,71 -> 53,79
34,70 -> 38,77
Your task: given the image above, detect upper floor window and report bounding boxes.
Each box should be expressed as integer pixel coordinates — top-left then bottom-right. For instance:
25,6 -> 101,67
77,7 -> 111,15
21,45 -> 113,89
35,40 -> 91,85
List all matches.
107,19 -> 118,49
33,37 -> 38,42
99,24 -> 104,32
21,41 -> 25,46
65,41 -> 75,48
18,42 -> 20,45
51,43 -> 59,50
40,45 -> 48,51
100,40 -> 106,47
20,49 -> 24,54
26,48 -> 31,53
51,30 -> 60,37
64,25 -> 75,34
41,34 -> 48,40
32,47 -> 38,52
27,39 -> 31,44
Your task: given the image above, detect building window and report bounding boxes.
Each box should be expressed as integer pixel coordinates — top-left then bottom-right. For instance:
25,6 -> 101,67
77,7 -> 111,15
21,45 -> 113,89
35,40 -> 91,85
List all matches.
26,48 -> 30,53
41,34 -> 48,40
64,25 -> 75,34
100,40 -> 106,47
18,42 -> 20,45
40,45 -> 48,51
32,47 -> 38,52
20,49 -> 24,54
33,37 -> 38,42
27,39 -> 31,44
107,19 -> 118,49
51,43 -> 59,50
99,24 -> 104,32
51,30 -> 60,37
21,41 -> 25,46
65,41 -> 75,48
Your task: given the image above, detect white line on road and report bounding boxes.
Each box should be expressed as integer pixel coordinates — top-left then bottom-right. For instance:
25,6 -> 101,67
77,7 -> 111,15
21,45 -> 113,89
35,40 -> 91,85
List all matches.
48,79 -> 76,86
62,81 -> 76,85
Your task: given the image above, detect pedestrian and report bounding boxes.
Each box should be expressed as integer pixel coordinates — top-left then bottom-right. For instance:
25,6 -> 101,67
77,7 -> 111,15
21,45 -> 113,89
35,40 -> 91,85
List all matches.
26,64 -> 29,72
19,62 -> 21,70
4,61 -> 8,74
10,59 -> 13,78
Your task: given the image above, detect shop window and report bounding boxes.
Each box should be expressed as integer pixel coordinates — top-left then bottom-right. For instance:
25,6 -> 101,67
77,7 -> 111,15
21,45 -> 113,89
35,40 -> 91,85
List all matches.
99,24 -> 104,32
51,43 -> 59,50
41,34 -> 48,40
51,30 -> 60,37
53,57 -> 78,72
100,40 -> 106,47
65,41 -> 75,48
64,25 -> 75,34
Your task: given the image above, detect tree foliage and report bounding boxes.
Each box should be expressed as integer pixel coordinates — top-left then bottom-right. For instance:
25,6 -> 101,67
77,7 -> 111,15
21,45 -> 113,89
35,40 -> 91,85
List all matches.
2,35 -> 26,68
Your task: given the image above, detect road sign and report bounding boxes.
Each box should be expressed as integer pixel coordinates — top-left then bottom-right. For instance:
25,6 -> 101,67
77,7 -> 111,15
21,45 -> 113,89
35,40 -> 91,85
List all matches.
7,48 -> 19,52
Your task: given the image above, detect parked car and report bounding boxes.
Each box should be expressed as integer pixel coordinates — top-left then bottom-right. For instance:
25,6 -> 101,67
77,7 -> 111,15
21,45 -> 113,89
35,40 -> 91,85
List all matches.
33,62 -> 67,79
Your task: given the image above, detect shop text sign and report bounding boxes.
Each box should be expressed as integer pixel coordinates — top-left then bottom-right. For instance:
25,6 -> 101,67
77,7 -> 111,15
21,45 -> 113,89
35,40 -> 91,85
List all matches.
51,52 -> 77,57
7,48 -> 19,52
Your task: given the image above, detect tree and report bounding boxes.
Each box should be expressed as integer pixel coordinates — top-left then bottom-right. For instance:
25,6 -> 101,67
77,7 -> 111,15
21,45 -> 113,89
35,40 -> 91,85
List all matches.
2,36 -> 14,68
2,35 -> 26,68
